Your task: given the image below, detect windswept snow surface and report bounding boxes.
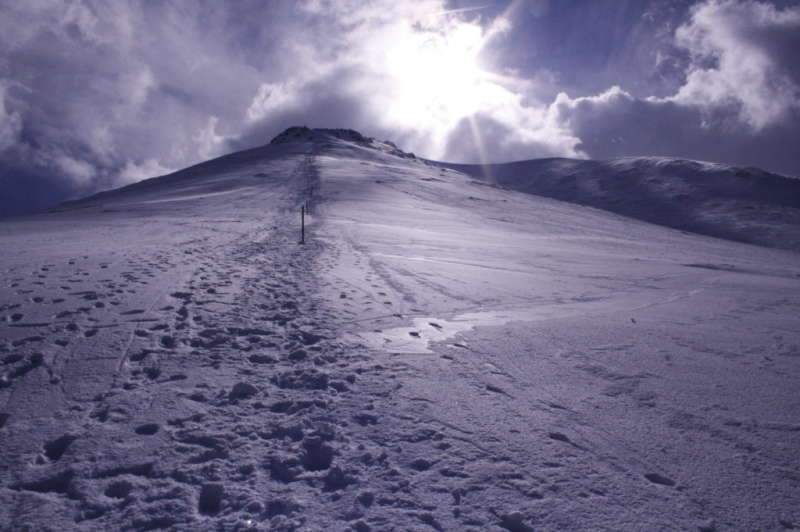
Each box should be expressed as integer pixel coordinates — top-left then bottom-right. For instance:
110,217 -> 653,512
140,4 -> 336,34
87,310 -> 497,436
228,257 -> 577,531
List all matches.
1,128 -> 799,531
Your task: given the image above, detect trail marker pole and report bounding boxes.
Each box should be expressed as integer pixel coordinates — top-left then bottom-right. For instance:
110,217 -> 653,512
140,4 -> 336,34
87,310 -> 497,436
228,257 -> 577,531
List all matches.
300,204 -> 305,244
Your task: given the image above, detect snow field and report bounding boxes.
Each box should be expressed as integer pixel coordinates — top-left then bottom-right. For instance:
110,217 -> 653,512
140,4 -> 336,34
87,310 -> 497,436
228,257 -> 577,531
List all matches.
1,129 -> 799,530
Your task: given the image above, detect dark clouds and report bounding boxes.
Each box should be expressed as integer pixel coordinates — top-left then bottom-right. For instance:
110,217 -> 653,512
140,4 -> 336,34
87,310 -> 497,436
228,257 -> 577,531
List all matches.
553,87 -> 800,175
0,1 -> 295,215
0,0 -> 799,216
552,0 -> 800,175
476,0 -> 696,100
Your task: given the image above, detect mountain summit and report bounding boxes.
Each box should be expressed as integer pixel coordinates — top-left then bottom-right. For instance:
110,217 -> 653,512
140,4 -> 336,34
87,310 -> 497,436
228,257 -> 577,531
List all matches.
270,126 -> 417,159
58,125 -> 800,250
270,126 -> 371,145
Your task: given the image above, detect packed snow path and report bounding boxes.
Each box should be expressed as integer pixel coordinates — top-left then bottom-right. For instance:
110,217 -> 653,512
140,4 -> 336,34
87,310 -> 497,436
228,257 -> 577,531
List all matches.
1,129 -> 799,531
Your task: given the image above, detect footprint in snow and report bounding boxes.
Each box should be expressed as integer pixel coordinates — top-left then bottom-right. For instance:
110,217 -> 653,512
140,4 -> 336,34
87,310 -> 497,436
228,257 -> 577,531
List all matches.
159,335 -> 177,349
134,423 -> 160,435
43,434 -> 77,461
548,431 -> 571,443
644,472 -> 676,487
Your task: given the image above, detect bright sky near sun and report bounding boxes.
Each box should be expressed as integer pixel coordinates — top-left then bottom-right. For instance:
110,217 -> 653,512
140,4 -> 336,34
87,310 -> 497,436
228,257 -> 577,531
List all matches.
381,14 -> 519,159
386,20 -> 487,122
349,1 -> 557,163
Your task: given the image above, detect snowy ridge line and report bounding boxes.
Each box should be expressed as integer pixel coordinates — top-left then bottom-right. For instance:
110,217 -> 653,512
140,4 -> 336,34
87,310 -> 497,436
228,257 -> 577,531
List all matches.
439,155 -> 800,251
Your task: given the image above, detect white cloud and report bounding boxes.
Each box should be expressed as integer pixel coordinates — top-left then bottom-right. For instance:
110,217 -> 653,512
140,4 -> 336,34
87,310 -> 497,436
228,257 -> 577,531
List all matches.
552,0 -> 800,137
118,158 -> 173,185
246,83 -> 298,123
51,153 -> 96,185
538,0 -> 800,176
194,116 -> 228,161
671,0 -> 800,130
550,86 -> 692,157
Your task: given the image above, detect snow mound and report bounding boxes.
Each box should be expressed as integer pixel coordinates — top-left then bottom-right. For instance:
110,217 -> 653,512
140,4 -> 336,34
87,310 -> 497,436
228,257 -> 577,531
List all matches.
46,126 -> 420,216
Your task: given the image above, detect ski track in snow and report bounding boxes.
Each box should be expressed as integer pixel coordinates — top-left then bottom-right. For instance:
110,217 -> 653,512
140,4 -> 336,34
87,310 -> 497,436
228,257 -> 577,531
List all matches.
1,129 -> 799,531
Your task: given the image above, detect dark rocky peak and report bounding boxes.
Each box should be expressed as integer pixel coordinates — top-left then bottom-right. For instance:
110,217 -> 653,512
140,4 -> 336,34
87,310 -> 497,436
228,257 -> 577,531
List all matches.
270,127 -> 370,145
269,126 -> 416,160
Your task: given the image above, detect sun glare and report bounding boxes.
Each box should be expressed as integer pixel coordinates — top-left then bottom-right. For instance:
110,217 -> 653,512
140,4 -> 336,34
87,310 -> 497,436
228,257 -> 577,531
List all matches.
373,8 -> 526,162
385,21 -> 490,130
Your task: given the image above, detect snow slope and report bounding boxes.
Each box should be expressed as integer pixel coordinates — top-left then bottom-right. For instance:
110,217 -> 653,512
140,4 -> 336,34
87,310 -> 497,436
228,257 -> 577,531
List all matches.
1,128 -> 799,531
442,157 -> 800,251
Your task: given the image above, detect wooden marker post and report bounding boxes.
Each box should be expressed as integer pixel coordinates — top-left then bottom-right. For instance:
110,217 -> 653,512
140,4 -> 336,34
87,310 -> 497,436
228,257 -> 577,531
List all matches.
300,204 -> 305,244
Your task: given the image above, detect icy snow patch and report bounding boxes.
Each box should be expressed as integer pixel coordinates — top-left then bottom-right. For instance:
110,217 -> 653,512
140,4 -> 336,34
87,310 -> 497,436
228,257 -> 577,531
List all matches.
353,306 -> 588,353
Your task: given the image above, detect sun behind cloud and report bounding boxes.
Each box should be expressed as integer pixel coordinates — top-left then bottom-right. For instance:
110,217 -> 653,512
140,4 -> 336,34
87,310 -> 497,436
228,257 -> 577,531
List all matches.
385,21 -> 486,125
374,10 -> 539,159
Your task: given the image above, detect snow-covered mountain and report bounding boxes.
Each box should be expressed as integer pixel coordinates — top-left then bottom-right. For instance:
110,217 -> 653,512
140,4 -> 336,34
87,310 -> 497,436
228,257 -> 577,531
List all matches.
442,156 -> 800,251
1,128 -> 799,531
